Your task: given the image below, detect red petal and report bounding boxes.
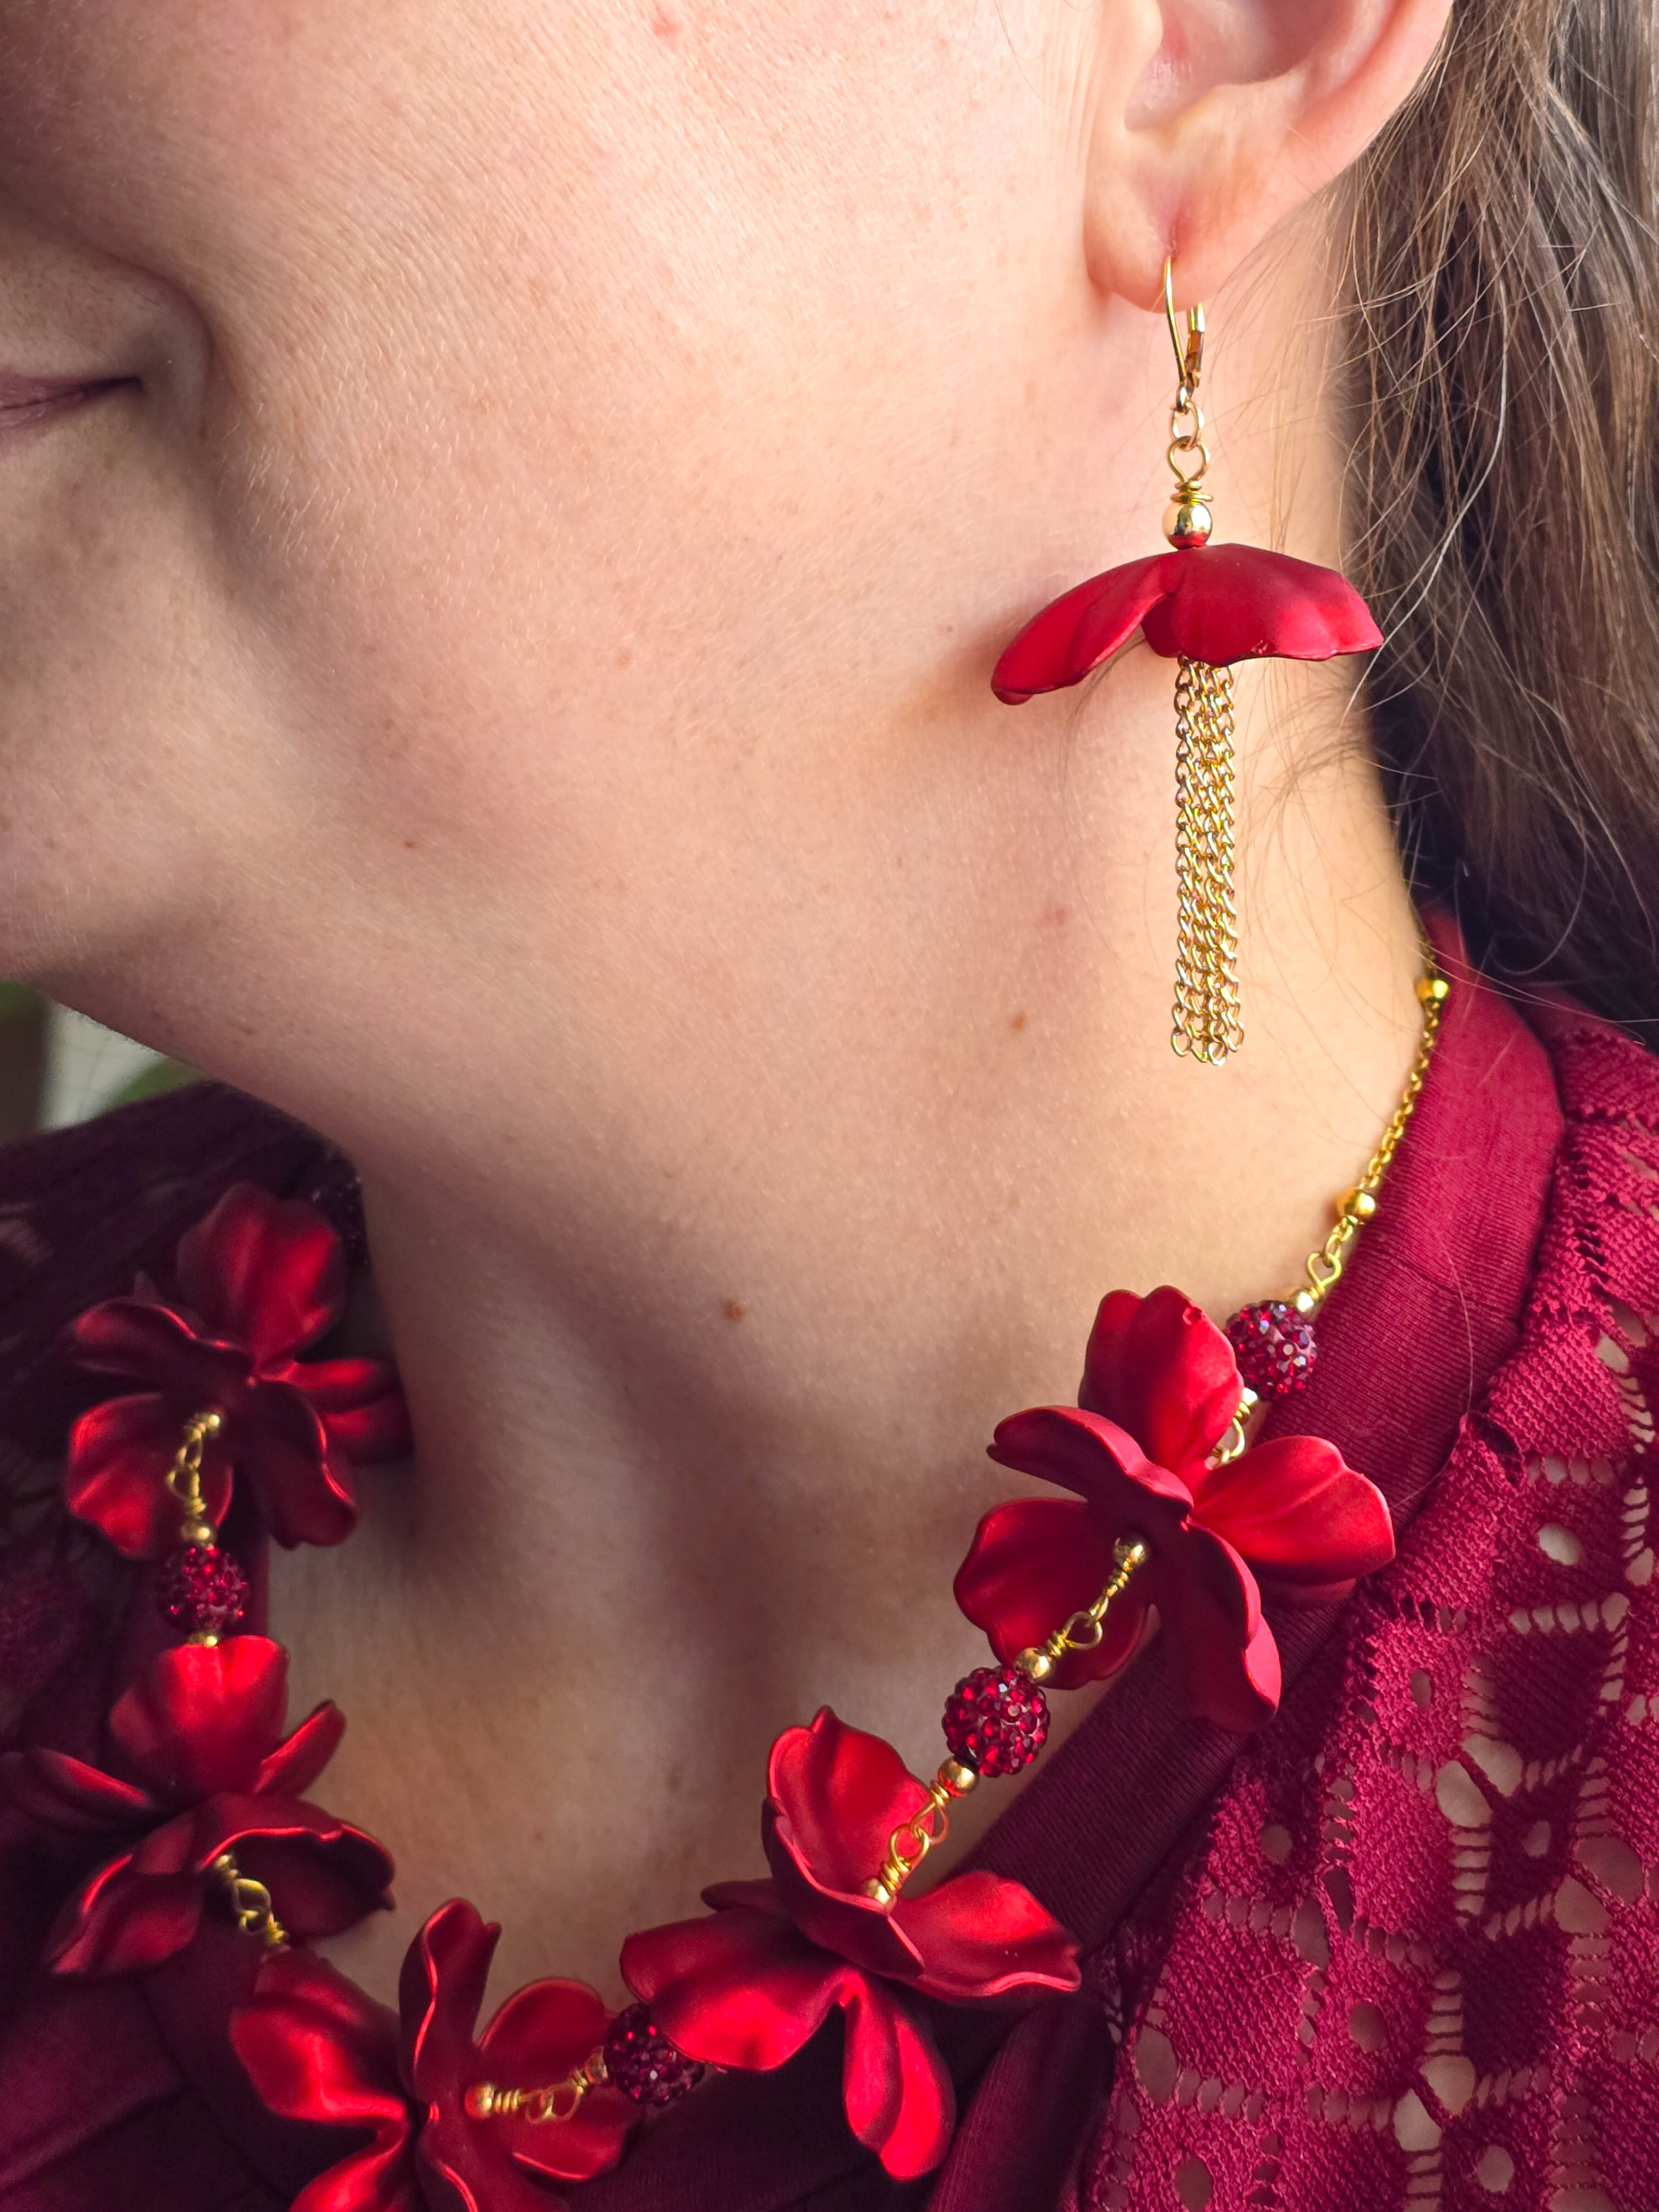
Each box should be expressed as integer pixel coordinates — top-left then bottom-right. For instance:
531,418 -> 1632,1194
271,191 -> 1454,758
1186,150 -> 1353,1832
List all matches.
178,1183 -> 348,1364
700,1877 -> 782,1914
236,1947 -> 405,2113
894,1870 -> 1081,2003
255,1701 -> 347,1800
196,1803 -> 394,1939
46,1851 -> 205,1975
399,1899 -> 496,2100
289,2156 -> 423,2212
990,555 -> 1178,702
1079,1287 -> 1240,1477
761,1799 -> 924,1985
64,1392 -> 234,1562
838,1978 -> 955,2180
480,1981 -> 634,2184
952,1496 -> 1142,1691
988,1406 -> 1193,1522
0,1747 -> 158,1834
70,1299 -> 252,1399
622,1906 -> 844,2073
508,2083 -> 635,2189
478,1976 -> 609,2080
237,1380 -> 359,1548
1140,544 -> 1384,665
765,1708 -> 931,1902
1193,1435 -> 1395,1600
279,1357 -> 412,1464
111,1635 -> 288,1803
230,1949 -> 416,2212
1158,1526 -> 1281,1730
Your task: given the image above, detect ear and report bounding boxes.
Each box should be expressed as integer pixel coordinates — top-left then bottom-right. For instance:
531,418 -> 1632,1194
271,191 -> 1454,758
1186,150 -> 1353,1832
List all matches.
1082,0 -> 1454,305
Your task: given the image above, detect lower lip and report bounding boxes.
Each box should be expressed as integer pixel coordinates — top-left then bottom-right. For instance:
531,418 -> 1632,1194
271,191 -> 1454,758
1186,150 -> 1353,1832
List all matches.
0,375 -> 131,431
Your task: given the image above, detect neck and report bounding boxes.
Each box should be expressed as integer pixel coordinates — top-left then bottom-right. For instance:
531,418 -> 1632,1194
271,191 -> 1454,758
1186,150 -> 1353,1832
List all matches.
268,659 -> 1426,2002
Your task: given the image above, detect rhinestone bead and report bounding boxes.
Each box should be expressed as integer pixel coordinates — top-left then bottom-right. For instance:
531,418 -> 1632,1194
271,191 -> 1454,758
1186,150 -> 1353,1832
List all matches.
1227,1300 -> 1317,1399
941,1664 -> 1051,1780
155,1545 -> 248,1638
603,2004 -> 705,2107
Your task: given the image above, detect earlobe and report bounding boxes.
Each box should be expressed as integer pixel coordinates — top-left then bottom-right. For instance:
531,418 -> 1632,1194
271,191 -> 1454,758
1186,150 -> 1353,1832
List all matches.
1082,0 -> 1454,305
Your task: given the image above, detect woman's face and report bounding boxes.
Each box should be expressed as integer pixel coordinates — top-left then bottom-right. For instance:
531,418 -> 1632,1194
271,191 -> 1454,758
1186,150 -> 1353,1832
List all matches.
0,3 -> 1125,1114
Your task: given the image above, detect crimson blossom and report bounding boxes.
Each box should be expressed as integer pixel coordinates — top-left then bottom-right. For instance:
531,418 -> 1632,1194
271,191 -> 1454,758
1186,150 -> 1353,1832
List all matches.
621,1707 -> 1079,2180
65,1180 -> 410,1559
954,1287 -> 1395,1730
989,541 -> 1384,703
232,1900 -> 635,2211
0,1634 -> 392,1974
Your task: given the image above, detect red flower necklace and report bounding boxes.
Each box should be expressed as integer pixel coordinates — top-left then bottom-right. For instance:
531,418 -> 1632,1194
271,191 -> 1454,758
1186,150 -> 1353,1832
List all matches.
1,960 -> 1444,2198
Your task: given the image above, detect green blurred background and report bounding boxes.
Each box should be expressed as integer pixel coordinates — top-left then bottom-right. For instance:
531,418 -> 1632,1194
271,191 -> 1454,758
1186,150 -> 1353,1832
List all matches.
0,984 -> 197,1144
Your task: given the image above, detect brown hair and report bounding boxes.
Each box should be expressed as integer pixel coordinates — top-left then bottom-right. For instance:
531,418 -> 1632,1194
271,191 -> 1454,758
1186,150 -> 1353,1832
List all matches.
1344,0 -> 1659,1031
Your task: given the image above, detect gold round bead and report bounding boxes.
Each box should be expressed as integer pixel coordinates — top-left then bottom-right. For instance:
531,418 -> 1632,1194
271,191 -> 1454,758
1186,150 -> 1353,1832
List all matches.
1417,974 -> 1451,1004
1339,1186 -> 1379,1224
1015,1646 -> 1055,1683
940,1758 -> 979,1797
1162,497 -> 1213,549
862,1876 -> 896,1907
181,1520 -> 217,1550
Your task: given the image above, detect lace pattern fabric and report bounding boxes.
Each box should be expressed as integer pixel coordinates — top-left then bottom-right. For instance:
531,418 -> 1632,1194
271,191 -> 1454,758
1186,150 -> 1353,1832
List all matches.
1086,1016 -> 1659,2212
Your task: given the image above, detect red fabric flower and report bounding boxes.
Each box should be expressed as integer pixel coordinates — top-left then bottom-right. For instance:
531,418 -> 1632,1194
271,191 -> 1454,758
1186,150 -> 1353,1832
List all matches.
954,1287 -> 1395,1730
232,1901 -> 634,2211
990,543 -> 1383,703
621,1708 -> 1078,2180
232,1950 -> 417,2212
0,1634 -> 393,1974
65,1181 -> 409,1558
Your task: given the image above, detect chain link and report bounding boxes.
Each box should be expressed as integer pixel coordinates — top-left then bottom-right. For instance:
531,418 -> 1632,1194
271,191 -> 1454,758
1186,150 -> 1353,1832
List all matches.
1293,940 -> 1449,1308
1171,659 -> 1243,1065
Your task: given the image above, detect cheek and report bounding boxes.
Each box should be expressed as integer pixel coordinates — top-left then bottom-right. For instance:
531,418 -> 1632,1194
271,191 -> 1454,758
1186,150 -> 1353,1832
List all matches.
0,0 -> 1065,967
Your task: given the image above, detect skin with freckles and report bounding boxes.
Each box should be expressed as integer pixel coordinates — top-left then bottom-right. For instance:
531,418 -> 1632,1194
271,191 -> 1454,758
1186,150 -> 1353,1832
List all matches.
0,0 -> 1451,1999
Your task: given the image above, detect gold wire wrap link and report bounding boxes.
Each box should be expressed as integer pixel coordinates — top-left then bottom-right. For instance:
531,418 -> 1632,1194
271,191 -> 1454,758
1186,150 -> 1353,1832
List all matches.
467,2051 -> 610,2125
211,1851 -> 288,1952
164,1410 -> 223,1549
1170,659 -> 1243,1065
1207,1388 -> 1260,1470
1014,1535 -> 1150,1684
1290,945 -> 1449,1313
862,1758 -> 980,1908
165,1411 -> 227,1643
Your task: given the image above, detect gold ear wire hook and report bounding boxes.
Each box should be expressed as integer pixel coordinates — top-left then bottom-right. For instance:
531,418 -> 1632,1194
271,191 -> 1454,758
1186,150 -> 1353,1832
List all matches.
1162,256 -> 1204,401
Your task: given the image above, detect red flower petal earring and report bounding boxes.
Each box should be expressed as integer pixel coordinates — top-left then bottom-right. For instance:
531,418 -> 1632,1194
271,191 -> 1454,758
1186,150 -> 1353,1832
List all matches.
992,257 -> 1385,1064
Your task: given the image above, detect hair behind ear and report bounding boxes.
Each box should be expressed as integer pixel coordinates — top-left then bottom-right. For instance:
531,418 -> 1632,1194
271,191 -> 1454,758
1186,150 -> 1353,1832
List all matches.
1345,0 -> 1659,1031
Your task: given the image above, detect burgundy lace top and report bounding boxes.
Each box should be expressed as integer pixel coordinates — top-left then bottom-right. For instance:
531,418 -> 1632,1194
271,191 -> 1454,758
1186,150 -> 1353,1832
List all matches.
2,958 -> 1657,2212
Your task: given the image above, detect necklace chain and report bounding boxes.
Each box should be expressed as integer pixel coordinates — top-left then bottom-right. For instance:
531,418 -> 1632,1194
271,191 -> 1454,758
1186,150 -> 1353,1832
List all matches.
1293,936 -> 1449,1314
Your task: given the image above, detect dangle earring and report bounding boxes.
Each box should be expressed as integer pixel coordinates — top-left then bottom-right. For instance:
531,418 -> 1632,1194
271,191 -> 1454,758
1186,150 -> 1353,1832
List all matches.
992,257 -> 1384,1066
1159,281 -> 1241,1062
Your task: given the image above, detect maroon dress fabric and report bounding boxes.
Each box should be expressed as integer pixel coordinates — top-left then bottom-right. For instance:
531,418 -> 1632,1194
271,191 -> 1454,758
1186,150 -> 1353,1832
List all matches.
0,953 -> 1655,2212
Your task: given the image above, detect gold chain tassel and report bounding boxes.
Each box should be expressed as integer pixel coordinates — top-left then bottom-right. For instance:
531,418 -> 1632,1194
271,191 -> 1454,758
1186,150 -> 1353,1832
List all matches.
1171,657 -> 1242,1065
